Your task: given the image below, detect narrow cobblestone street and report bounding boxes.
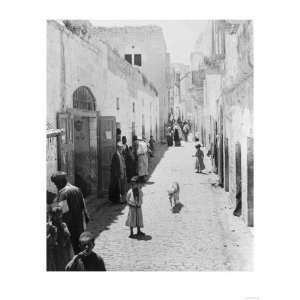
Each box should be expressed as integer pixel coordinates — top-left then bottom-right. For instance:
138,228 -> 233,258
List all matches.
87,141 -> 253,271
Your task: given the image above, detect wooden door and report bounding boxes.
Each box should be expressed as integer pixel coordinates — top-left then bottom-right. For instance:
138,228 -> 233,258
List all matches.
57,112 -> 75,184
234,142 -> 242,216
98,116 -> 116,195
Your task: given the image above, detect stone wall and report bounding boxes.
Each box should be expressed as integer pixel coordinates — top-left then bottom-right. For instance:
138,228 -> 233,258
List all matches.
193,20 -> 253,226
47,20 -> 159,192
47,20 -> 158,136
92,25 -> 168,140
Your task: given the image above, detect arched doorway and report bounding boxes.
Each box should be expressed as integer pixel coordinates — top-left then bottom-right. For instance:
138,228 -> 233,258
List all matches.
72,86 -> 97,197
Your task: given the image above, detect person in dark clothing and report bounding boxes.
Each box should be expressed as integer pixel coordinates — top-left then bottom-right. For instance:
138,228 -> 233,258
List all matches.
122,136 -> 135,184
167,127 -> 173,146
132,135 -> 139,175
51,171 -> 90,254
149,136 -> 155,156
116,128 -> 122,143
109,142 -> 127,203
65,231 -> 106,271
174,126 -> 181,147
47,205 -> 74,271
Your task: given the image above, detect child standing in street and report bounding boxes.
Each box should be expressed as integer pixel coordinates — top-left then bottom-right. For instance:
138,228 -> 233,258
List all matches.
125,176 -> 145,238
194,143 -> 206,173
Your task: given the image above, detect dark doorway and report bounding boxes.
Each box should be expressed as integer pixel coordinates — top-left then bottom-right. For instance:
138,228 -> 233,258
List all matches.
218,134 -> 224,187
98,116 -> 116,196
247,137 -> 254,226
224,137 -> 229,192
234,142 -> 242,216
74,116 -> 92,197
218,109 -> 224,187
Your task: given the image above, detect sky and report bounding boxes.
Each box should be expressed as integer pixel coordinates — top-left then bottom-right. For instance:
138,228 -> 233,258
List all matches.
91,20 -> 209,65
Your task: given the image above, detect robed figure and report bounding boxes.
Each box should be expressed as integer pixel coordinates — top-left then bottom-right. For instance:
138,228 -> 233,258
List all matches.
109,143 -> 127,203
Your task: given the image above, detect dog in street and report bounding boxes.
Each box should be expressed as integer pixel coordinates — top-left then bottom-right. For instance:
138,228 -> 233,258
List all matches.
167,181 -> 181,209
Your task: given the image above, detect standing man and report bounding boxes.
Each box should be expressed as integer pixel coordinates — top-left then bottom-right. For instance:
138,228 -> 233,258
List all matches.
122,136 -> 135,185
136,137 -> 149,183
109,142 -> 127,204
51,171 -> 90,254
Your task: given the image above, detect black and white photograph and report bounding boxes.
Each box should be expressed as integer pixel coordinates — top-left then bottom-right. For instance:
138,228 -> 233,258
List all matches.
2,1 -> 300,299
46,19 -> 253,271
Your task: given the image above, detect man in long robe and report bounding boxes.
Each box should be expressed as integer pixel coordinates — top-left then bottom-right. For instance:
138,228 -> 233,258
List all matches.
108,142 -> 127,203
51,172 -> 89,254
122,136 -> 135,184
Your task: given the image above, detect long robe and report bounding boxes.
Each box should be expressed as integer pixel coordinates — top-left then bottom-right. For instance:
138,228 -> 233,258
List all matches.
54,183 -> 88,254
195,148 -> 205,171
125,188 -> 144,228
122,144 -> 135,183
137,141 -> 149,176
109,151 -> 126,203
174,128 -> 181,146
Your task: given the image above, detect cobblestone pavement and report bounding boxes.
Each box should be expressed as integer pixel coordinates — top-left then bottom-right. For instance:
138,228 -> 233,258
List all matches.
87,141 -> 253,271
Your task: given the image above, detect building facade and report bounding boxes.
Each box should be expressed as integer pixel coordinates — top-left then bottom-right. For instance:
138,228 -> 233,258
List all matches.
47,20 -> 159,198
192,20 -> 254,226
91,25 -> 169,141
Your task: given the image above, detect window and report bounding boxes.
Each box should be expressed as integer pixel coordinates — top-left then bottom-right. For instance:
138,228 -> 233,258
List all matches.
134,54 -> 142,66
124,54 -> 132,65
116,97 -> 120,110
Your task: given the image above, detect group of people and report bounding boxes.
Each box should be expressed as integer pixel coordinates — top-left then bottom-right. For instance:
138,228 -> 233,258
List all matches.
166,120 -> 191,147
47,172 -> 106,271
109,133 -> 155,205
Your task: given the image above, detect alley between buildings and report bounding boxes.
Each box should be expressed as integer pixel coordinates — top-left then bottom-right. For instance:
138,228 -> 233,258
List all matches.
86,141 -> 253,271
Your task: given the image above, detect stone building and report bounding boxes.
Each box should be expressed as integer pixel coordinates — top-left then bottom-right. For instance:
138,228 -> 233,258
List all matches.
91,25 -> 169,141
170,63 -> 192,122
192,20 -> 254,226
47,20 -> 159,199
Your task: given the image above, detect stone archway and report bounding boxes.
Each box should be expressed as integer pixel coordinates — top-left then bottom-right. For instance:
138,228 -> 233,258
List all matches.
73,86 -> 96,111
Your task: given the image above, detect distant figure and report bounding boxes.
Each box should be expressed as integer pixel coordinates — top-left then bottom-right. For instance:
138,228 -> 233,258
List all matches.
194,144 -> 205,173
65,231 -> 106,271
51,171 -> 90,254
149,135 -> 155,157
125,176 -> 145,238
109,142 -> 127,204
47,205 -> 74,271
183,123 -> 189,142
122,136 -> 135,184
167,127 -> 173,147
116,128 -> 121,143
174,125 -> 181,147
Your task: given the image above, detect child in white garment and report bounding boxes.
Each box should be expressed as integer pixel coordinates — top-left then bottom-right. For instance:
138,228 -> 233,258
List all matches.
125,176 -> 145,238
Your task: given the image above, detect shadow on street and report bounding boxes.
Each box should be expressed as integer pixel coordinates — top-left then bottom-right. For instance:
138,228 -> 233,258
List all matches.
86,143 -> 168,240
